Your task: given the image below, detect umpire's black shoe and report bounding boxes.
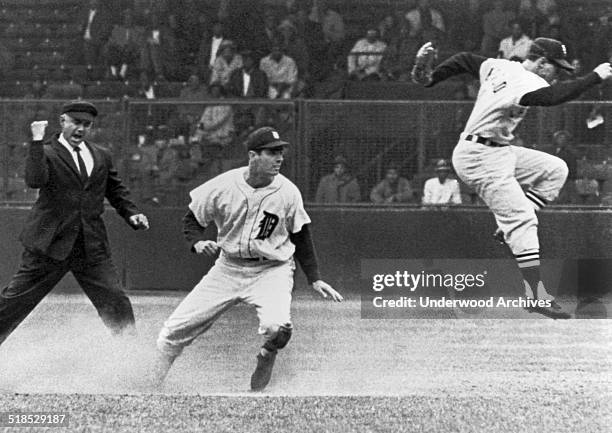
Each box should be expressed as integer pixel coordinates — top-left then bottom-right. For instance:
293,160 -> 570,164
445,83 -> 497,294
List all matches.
251,351 -> 277,391
523,304 -> 571,320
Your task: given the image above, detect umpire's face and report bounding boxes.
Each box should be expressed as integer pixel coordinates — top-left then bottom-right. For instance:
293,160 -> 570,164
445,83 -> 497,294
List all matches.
60,114 -> 93,147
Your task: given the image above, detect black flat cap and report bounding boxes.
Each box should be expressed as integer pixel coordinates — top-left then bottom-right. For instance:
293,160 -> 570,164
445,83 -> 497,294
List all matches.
61,100 -> 98,122
245,126 -> 289,151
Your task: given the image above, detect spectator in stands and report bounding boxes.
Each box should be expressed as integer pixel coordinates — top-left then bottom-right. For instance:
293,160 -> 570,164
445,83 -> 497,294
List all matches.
250,9 -> 281,60
370,165 -> 414,204
80,0 -> 113,70
498,20 -> 532,60
0,41 -> 15,80
382,14 -> 421,81
404,0 -> 445,42
135,71 -> 157,99
575,172 -> 600,205
377,14 -> 400,46
140,11 -> 178,82
481,0 -> 515,57
196,21 -> 228,83
517,0 -> 548,39
177,74 -> 210,129
320,4 -> 345,64
294,6 -> 328,81
278,19 -> 310,82
422,159 -> 462,205
226,49 -> 269,98
106,9 -> 145,80
347,29 -> 387,81
191,83 -> 234,150
593,15 -> 612,66
210,40 -> 243,86
260,42 -> 298,99
315,155 -> 361,203
552,130 -> 577,181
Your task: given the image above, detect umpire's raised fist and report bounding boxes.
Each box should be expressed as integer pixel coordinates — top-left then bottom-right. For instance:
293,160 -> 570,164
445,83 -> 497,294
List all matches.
31,120 -> 48,141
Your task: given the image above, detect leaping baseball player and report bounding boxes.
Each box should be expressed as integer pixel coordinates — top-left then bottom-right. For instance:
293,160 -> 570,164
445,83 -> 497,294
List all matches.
412,38 -> 612,319
152,126 -> 343,391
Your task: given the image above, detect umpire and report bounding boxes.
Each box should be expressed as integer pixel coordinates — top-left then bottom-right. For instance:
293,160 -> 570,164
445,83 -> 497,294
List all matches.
0,101 -> 149,346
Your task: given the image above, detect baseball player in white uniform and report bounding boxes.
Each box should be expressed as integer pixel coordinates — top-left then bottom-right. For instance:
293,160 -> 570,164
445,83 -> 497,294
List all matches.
153,126 -> 343,391
412,38 -> 612,319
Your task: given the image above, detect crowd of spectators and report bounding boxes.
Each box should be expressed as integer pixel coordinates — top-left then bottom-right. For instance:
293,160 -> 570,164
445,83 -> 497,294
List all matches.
2,0 -> 611,95
1,0 -> 612,205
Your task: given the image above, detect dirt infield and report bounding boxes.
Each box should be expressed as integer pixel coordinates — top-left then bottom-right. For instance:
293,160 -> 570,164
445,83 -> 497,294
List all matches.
0,292 -> 610,432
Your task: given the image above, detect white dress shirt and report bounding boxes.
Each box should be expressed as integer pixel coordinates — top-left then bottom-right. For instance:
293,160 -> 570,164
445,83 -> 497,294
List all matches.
242,70 -> 251,96
58,134 -> 94,176
422,177 -> 462,205
209,37 -> 223,67
84,9 -> 96,40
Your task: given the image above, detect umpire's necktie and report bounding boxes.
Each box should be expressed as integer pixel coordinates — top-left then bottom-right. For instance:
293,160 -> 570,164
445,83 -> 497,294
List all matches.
74,145 -> 89,184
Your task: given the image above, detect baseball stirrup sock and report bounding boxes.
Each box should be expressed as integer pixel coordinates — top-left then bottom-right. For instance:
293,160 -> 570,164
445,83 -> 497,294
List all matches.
516,250 -> 540,298
525,190 -> 547,211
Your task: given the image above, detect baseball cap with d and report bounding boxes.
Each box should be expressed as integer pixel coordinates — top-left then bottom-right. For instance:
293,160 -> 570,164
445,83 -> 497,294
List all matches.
529,38 -> 574,71
246,126 -> 289,151
61,100 -> 98,122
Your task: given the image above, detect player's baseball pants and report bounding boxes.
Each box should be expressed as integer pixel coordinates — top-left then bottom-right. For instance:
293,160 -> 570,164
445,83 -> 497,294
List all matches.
157,255 -> 295,357
452,140 -> 568,255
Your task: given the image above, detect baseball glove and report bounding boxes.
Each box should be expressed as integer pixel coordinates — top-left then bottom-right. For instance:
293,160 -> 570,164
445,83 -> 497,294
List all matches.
411,42 -> 436,86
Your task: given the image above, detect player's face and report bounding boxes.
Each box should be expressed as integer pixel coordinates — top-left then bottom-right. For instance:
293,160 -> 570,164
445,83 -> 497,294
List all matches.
535,59 -> 559,83
60,114 -> 92,146
251,147 -> 285,177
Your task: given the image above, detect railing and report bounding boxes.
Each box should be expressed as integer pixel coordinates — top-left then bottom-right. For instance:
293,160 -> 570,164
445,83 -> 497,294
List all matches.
0,99 -> 610,206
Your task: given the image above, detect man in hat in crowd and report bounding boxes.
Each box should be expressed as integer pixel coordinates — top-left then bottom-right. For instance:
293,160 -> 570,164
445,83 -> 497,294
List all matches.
0,101 -> 149,347
152,126 -> 342,391
422,158 -> 462,205
315,155 -> 361,203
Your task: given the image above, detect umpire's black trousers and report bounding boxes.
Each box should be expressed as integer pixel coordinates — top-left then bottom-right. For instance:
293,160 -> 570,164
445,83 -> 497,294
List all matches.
0,239 -> 135,346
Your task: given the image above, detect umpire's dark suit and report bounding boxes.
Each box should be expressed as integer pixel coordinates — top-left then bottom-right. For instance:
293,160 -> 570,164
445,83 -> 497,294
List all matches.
0,128 -> 142,346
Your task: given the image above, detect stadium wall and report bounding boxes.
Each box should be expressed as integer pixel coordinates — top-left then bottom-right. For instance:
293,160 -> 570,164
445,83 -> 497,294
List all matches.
0,206 -> 611,297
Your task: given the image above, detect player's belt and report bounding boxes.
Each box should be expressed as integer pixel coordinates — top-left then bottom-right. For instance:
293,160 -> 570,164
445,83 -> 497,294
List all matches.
241,257 -> 269,262
464,134 -> 507,147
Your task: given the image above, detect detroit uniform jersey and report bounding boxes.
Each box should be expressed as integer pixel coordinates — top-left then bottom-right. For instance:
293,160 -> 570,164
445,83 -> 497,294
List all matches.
188,167 -> 310,261
463,58 -> 549,144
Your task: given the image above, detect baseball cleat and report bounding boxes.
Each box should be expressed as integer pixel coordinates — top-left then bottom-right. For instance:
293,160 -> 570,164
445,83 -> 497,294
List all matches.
250,350 -> 277,391
523,304 -> 571,319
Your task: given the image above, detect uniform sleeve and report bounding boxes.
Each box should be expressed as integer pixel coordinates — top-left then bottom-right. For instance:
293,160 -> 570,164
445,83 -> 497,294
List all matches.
183,210 -> 209,251
519,72 -> 602,106
287,186 -> 311,233
427,52 -> 487,87
188,182 -> 216,228
289,224 -> 321,284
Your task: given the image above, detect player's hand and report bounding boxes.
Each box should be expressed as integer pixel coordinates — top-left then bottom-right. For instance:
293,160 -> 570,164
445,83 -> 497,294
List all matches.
193,240 -> 219,256
311,280 -> 343,302
30,120 -> 48,141
593,62 -> 612,80
129,213 -> 150,230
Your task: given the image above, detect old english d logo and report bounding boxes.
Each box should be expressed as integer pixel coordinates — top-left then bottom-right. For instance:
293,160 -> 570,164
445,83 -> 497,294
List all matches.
255,211 -> 279,239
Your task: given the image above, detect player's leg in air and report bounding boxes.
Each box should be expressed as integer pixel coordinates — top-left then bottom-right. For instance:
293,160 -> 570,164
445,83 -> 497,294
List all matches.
453,144 -> 571,319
